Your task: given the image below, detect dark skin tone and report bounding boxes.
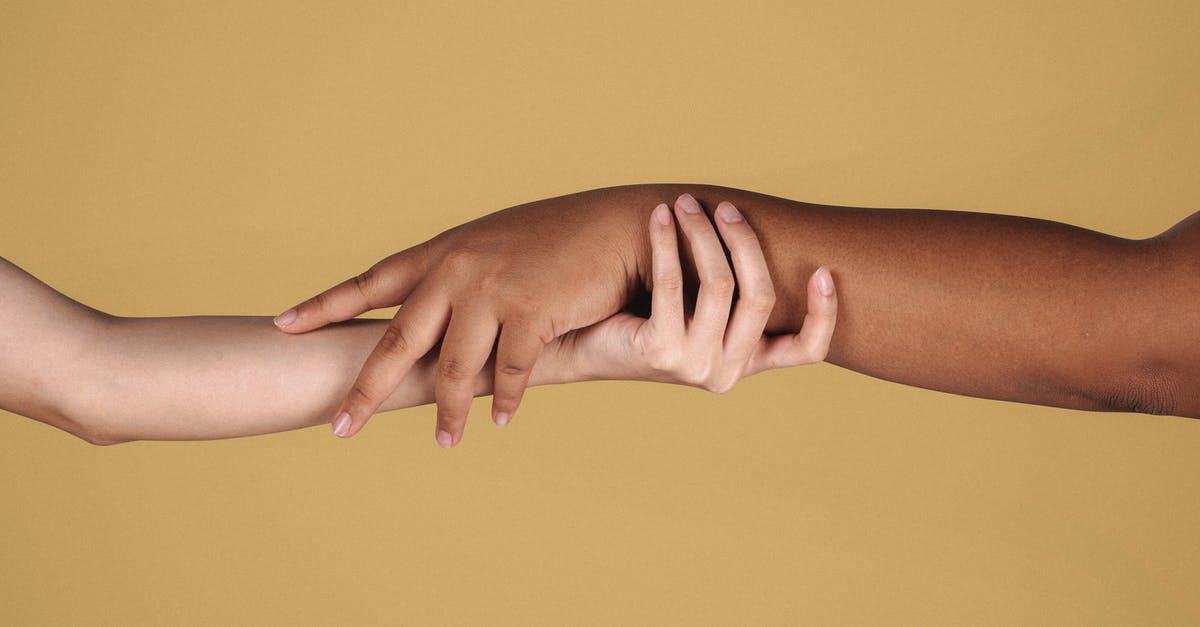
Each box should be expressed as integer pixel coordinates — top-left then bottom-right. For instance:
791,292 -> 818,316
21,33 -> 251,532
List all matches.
0,205 -> 837,445
278,184 -> 1200,445
664,185 -> 1199,417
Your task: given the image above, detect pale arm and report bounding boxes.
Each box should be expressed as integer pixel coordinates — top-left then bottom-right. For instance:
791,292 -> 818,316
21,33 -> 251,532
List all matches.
0,257 -> 558,444
1,204 -> 836,444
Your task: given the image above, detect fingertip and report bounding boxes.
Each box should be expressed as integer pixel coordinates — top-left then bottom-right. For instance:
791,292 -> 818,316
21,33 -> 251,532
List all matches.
716,201 -> 743,223
676,193 -> 702,214
436,429 -> 454,449
815,266 -> 835,298
273,308 -> 297,329
491,393 -> 522,428
274,305 -> 329,334
332,411 -> 354,438
652,203 -> 672,226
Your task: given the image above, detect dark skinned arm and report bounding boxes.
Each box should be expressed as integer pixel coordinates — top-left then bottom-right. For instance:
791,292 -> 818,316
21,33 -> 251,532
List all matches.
638,185 -> 1200,418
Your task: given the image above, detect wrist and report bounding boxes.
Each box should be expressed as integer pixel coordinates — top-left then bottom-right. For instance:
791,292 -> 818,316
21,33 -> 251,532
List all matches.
583,184 -> 660,304
530,336 -> 584,386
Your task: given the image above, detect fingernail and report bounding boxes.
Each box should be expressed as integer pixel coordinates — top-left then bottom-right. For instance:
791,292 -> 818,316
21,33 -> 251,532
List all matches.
495,412 -> 511,428
274,309 -> 297,328
816,267 -> 834,297
717,202 -> 743,223
653,204 -> 672,226
332,412 -> 352,437
678,193 -> 702,214
436,430 -> 454,448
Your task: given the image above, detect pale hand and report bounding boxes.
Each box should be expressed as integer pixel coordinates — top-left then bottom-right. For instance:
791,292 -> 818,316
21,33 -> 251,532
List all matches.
552,197 -> 838,390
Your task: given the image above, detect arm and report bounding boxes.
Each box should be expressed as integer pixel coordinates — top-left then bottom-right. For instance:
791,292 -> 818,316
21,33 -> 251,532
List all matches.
0,207 -> 836,444
644,186 -> 1200,418
0,255 -> 483,444
280,185 -> 1200,426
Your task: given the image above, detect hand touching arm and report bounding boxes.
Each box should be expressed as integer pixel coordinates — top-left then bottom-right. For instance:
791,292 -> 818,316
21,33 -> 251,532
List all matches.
0,257 -> 474,444
281,183 -> 1199,426
0,208 -> 836,444
274,187 -> 656,442
656,186 -> 1200,418
555,200 -> 837,389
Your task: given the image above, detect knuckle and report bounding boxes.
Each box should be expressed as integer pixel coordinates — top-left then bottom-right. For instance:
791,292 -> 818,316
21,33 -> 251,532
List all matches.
653,272 -> 684,293
740,286 -> 776,315
433,399 -> 469,428
806,342 -> 830,363
685,362 -> 714,387
497,360 -> 531,377
310,290 -> 331,314
348,383 -> 377,407
477,272 -> 503,296
436,416 -> 464,431
377,326 -> 413,358
439,247 -> 480,275
717,369 -> 744,393
437,356 -> 475,381
353,267 -> 375,301
491,394 -> 518,410
703,378 -> 735,394
720,227 -> 754,247
644,351 -> 671,372
408,240 -> 434,273
704,273 -> 736,299
505,298 -> 540,322
642,340 -> 682,372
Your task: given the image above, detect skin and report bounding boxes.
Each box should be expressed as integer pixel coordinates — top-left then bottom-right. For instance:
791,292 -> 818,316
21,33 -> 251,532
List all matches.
0,204 -> 837,445
278,185 -> 1200,444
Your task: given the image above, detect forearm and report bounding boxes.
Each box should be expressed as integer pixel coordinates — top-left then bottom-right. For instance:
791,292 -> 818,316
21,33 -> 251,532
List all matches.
73,316 -> 576,443
0,257 -> 575,443
610,184 -> 1200,417
79,316 -> 408,442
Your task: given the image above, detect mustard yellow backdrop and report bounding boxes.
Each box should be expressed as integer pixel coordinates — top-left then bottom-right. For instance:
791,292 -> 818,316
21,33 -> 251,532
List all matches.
2,2 -> 1198,624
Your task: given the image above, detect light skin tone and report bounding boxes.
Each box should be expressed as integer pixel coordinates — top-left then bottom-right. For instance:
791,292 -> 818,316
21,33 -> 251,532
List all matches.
278,185 -> 1200,445
0,204 -> 837,445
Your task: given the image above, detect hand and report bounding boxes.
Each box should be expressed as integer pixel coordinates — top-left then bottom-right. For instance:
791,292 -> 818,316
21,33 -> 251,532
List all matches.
549,199 -> 838,390
273,189 -> 651,446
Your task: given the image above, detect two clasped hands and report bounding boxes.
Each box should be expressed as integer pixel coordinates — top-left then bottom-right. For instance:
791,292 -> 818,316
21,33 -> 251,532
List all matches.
273,191 -> 838,448
8,182 -> 1191,446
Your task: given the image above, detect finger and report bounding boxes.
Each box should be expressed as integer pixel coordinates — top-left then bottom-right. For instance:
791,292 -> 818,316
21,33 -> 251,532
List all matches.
490,324 -> 545,428
646,203 -> 685,340
747,266 -> 838,376
674,193 -> 735,340
713,201 -> 777,370
332,283 -> 449,438
274,244 -> 429,334
433,309 -> 499,448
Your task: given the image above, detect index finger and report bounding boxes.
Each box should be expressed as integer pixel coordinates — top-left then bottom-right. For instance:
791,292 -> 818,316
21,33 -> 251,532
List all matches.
274,244 -> 429,334
332,283 -> 450,438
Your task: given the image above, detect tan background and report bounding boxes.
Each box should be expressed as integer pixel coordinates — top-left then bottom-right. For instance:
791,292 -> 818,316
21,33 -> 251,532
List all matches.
3,1 -> 1199,624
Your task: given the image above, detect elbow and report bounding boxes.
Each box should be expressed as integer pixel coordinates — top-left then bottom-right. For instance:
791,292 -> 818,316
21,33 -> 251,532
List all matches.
51,406 -> 136,446
74,428 -> 133,446
1092,369 -> 1187,418
65,418 -> 135,446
